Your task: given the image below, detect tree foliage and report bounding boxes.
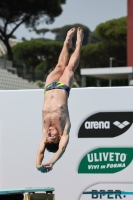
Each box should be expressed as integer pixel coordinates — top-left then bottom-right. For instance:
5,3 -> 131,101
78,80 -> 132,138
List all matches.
96,17 -> 127,66
13,16 -> 127,87
35,28 -> 50,37
81,43 -> 109,68
95,17 -> 126,43
35,61 -> 48,80
0,0 -> 66,60
81,17 -> 127,69
88,31 -> 100,44
51,24 -> 91,45
13,39 -> 63,81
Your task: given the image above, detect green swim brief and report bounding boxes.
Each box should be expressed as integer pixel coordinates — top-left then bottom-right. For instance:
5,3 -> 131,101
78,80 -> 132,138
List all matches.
44,81 -> 70,97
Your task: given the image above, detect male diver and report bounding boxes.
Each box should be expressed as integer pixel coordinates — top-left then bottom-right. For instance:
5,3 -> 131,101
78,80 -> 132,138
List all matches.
36,27 -> 84,173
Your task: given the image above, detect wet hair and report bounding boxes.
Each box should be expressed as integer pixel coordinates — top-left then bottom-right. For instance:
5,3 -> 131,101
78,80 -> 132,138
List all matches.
45,142 -> 59,153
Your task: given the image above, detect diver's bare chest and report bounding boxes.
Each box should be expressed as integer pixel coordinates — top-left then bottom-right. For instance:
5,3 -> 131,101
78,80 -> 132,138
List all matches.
43,113 -> 65,131
43,108 -> 67,123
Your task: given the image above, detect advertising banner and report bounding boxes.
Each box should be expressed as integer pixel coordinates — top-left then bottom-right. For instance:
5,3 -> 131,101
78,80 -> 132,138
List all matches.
78,147 -> 133,173
0,87 -> 133,200
80,183 -> 133,200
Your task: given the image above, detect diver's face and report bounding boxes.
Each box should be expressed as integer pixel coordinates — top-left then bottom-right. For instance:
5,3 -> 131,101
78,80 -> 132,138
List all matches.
46,127 -> 59,142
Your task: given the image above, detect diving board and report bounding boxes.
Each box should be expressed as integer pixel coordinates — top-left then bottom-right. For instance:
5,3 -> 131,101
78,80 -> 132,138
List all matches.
0,187 -> 55,200
0,187 -> 54,194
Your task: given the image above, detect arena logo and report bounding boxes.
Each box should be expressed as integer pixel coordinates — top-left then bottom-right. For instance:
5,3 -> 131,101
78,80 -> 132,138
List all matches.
78,147 -> 133,174
85,121 -> 110,129
78,112 -> 133,138
113,121 -> 130,129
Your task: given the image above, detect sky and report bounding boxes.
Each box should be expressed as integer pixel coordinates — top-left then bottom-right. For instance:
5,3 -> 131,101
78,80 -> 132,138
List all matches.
15,0 -> 127,40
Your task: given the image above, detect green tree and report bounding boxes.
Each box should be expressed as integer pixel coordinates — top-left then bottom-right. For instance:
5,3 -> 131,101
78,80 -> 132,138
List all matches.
88,31 -> 100,44
0,0 -> 66,61
51,24 -> 91,45
81,42 -> 109,68
81,17 -> 127,69
95,17 -> 127,66
80,17 -> 127,87
95,17 -> 126,43
35,28 -> 50,38
35,61 -> 48,80
13,39 -> 63,80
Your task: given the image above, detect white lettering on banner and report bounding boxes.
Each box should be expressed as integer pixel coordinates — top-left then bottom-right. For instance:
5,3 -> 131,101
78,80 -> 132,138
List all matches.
88,163 -> 125,170
120,153 -> 126,162
103,152 -> 109,161
106,163 -> 125,168
87,153 -> 127,162
88,165 -> 99,169
85,121 -> 110,129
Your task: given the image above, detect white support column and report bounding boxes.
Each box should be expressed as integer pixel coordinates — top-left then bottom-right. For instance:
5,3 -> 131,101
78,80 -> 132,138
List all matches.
128,74 -> 133,85
96,79 -> 101,87
81,75 -> 86,87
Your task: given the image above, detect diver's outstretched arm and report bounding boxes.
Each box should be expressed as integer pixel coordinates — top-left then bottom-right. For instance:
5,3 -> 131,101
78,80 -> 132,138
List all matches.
36,136 -> 52,173
44,134 -> 69,168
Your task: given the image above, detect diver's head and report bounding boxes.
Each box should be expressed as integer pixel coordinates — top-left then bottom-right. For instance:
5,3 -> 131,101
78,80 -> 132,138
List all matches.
45,126 -> 61,152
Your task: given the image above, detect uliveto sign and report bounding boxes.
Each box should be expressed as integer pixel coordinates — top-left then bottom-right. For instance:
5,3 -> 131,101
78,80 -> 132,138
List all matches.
78,112 -> 133,138
78,148 -> 133,174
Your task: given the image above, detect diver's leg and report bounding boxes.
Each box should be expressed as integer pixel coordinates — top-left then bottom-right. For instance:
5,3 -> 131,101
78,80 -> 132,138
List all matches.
59,27 -> 84,88
45,28 -> 75,87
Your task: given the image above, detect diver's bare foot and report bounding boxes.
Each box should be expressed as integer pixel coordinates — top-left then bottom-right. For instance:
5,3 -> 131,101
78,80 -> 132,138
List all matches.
76,27 -> 84,46
64,28 -> 75,48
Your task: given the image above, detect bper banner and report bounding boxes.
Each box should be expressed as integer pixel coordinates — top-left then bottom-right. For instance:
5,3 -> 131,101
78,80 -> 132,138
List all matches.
0,87 -> 133,200
80,183 -> 133,200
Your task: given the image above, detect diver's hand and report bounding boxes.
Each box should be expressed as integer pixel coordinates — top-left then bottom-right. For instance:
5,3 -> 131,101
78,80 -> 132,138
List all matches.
37,164 -> 52,173
43,162 -> 53,169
